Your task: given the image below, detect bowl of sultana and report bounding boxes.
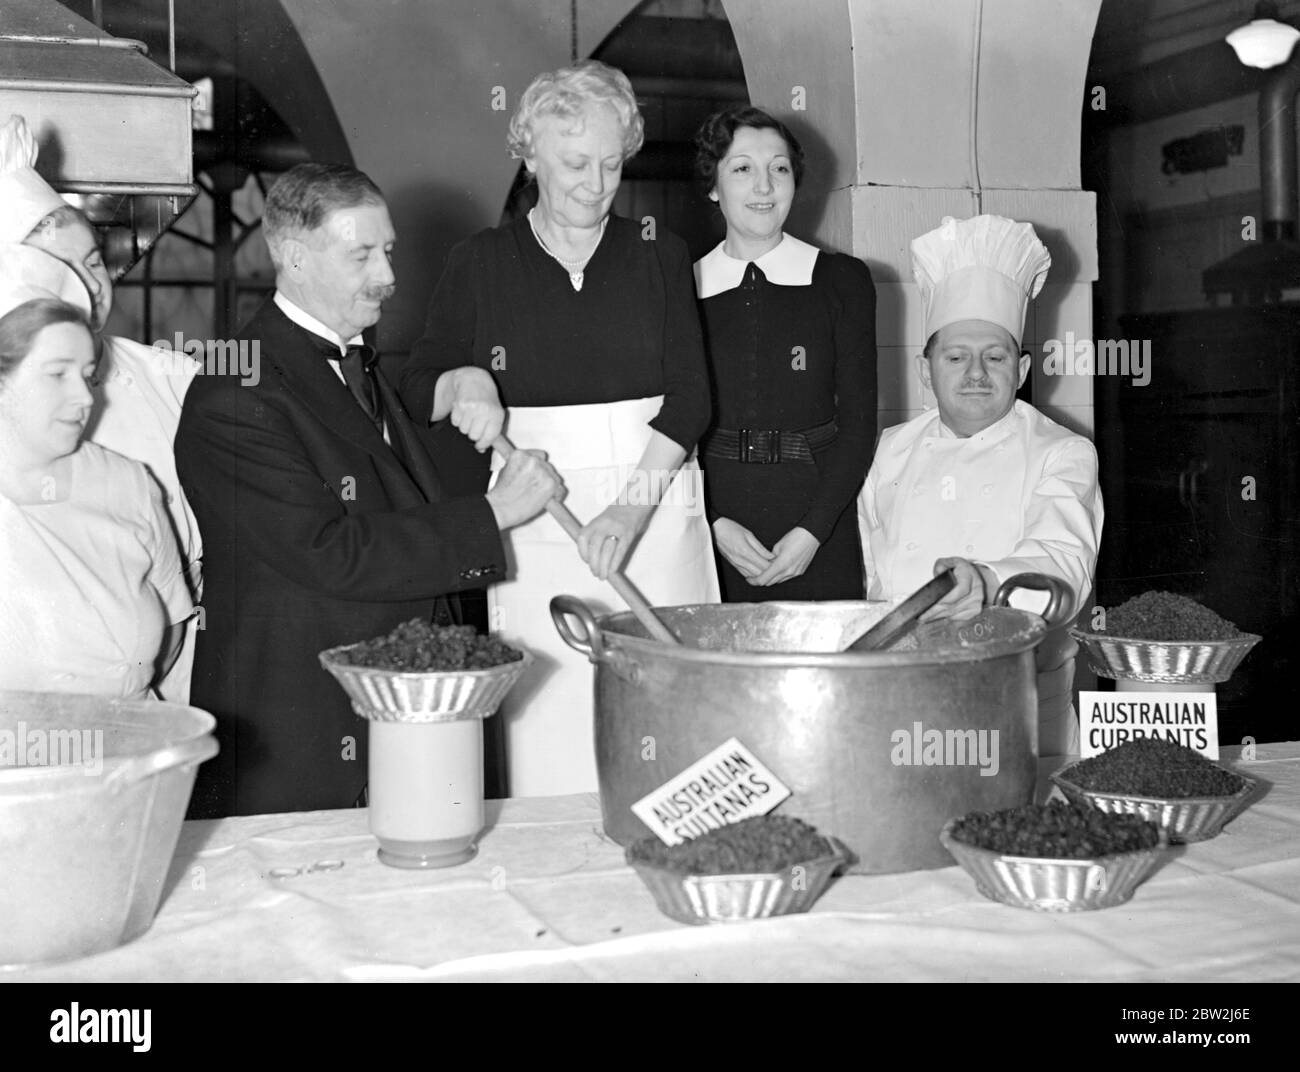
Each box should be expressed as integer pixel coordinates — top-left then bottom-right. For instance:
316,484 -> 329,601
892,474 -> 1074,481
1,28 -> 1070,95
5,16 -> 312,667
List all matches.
319,618 -> 533,870
625,815 -> 850,925
940,800 -> 1166,912
319,618 -> 532,723
1069,591 -> 1260,684
1050,737 -> 1259,843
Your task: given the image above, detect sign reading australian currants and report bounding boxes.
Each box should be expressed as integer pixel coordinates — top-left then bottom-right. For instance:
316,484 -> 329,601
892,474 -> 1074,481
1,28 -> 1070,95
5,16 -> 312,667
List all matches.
1079,691 -> 1219,760
632,737 -> 791,845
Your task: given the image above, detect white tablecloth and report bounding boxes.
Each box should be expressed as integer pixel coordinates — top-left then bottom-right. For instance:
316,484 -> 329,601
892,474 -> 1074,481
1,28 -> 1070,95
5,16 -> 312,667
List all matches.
10,744 -> 1299,982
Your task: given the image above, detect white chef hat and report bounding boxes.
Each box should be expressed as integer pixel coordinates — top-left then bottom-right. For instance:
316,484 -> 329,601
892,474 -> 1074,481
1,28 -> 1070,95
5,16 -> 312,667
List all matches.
911,214 -> 1051,345
0,114 -> 68,244
0,243 -> 93,321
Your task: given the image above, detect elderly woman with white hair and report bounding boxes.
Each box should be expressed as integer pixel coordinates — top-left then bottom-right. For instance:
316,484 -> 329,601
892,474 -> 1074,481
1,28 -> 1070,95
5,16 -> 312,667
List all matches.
401,60 -> 719,798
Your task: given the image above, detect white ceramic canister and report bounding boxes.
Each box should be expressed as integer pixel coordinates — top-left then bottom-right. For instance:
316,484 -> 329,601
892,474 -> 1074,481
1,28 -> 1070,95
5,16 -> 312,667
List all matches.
367,718 -> 485,868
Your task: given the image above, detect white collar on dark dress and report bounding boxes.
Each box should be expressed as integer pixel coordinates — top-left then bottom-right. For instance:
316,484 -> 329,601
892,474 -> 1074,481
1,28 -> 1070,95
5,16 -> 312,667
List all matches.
693,233 -> 821,298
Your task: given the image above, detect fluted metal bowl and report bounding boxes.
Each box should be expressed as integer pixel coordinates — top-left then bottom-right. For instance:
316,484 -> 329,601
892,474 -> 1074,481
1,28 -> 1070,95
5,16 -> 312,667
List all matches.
626,839 -> 850,925
940,819 -> 1166,912
1051,761 -> 1259,843
317,648 -> 533,723
1068,628 -> 1261,684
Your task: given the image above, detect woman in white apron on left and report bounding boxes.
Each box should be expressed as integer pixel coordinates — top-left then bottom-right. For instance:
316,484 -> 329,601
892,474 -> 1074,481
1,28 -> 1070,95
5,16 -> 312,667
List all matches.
399,60 -> 719,797
1,114 -> 202,702
0,260 -> 192,700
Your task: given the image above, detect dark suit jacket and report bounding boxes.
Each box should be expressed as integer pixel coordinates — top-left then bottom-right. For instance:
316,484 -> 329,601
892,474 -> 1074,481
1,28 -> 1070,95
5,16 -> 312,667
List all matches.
176,300 -> 506,818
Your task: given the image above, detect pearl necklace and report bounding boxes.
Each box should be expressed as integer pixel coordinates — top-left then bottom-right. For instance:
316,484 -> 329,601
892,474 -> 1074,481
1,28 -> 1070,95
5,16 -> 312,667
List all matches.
528,208 -> 607,291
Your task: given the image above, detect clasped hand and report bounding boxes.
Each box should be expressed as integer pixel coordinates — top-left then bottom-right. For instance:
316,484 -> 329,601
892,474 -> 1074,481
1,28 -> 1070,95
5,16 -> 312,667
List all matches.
713,519 -> 819,587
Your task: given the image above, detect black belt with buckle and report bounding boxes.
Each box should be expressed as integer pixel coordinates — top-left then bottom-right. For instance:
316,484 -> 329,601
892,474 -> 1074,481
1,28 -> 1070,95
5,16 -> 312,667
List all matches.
701,420 -> 837,464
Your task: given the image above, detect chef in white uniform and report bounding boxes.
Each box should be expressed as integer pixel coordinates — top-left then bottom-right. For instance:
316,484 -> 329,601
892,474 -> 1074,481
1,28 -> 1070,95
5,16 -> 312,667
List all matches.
0,114 -> 201,703
857,214 -> 1103,755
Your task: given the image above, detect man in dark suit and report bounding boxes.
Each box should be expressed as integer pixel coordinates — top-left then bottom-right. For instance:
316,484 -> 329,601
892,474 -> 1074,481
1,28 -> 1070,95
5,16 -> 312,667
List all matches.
176,163 -> 562,818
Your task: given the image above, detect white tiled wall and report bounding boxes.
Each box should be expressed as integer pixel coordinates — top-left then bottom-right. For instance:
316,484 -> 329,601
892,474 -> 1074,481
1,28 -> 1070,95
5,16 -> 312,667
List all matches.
873,281 -> 925,352
1031,281 -> 1096,411
874,343 -> 928,414
851,185 -> 980,281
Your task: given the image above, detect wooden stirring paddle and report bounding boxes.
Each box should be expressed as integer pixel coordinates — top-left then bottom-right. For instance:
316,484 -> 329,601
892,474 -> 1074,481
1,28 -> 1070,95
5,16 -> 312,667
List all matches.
491,434 -> 680,645
842,568 -> 958,652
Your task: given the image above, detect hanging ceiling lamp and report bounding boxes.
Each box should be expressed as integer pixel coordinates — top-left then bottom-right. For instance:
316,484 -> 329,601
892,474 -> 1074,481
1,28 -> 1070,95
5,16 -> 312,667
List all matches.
1227,1 -> 1300,68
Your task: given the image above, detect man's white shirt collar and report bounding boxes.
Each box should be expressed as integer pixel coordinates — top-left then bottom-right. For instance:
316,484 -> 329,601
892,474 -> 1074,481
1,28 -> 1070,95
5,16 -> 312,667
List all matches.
694,233 -> 821,298
274,292 -> 363,355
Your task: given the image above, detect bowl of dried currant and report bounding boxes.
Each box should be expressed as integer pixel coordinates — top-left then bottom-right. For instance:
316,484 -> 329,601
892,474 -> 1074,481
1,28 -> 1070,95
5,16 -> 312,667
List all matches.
1050,737 -> 1260,844
940,800 -> 1166,912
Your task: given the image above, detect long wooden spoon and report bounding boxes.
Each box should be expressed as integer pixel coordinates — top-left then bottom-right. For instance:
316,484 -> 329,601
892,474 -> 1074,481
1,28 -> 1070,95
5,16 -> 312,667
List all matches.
491,434 -> 680,645
842,568 -> 957,652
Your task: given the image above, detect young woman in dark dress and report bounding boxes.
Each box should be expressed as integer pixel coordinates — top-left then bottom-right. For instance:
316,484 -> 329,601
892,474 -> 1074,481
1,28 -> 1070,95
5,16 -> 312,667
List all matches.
693,106 -> 878,602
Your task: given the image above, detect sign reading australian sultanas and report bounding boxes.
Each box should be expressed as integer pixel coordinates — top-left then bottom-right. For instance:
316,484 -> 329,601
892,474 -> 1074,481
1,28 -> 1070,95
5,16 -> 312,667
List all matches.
632,738 -> 791,846
1079,691 -> 1220,760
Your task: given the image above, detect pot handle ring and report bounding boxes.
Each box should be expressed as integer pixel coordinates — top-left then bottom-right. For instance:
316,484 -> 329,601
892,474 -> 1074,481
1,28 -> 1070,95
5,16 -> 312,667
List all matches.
992,573 -> 1075,630
550,595 -> 609,664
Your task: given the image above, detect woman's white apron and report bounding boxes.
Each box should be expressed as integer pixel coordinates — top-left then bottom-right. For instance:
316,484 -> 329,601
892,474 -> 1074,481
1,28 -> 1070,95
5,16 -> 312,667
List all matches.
489,396 -> 720,796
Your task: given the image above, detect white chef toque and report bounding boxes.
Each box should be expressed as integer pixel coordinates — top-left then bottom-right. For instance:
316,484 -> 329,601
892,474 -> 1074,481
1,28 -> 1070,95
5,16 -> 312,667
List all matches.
911,214 -> 1051,345
0,243 -> 93,320
0,114 -> 68,244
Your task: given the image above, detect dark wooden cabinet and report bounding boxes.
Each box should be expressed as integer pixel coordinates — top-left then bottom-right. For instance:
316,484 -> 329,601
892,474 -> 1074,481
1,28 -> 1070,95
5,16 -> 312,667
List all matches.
1099,307 -> 1300,745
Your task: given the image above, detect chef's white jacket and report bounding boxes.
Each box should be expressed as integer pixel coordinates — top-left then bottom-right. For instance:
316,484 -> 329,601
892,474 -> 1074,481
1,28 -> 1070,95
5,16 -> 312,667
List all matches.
87,334 -> 202,703
857,400 -> 1103,754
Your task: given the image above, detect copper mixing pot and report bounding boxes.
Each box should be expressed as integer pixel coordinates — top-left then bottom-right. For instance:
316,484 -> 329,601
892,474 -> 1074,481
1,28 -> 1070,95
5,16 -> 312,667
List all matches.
551,574 -> 1072,874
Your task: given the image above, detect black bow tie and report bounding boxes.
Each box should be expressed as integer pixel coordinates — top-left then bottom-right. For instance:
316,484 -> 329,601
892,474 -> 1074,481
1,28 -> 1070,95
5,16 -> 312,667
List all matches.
338,341 -> 378,371
309,335 -> 382,431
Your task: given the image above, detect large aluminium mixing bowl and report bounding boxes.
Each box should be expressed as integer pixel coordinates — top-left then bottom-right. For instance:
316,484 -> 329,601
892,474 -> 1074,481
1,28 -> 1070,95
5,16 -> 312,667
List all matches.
0,690 -> 217,967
